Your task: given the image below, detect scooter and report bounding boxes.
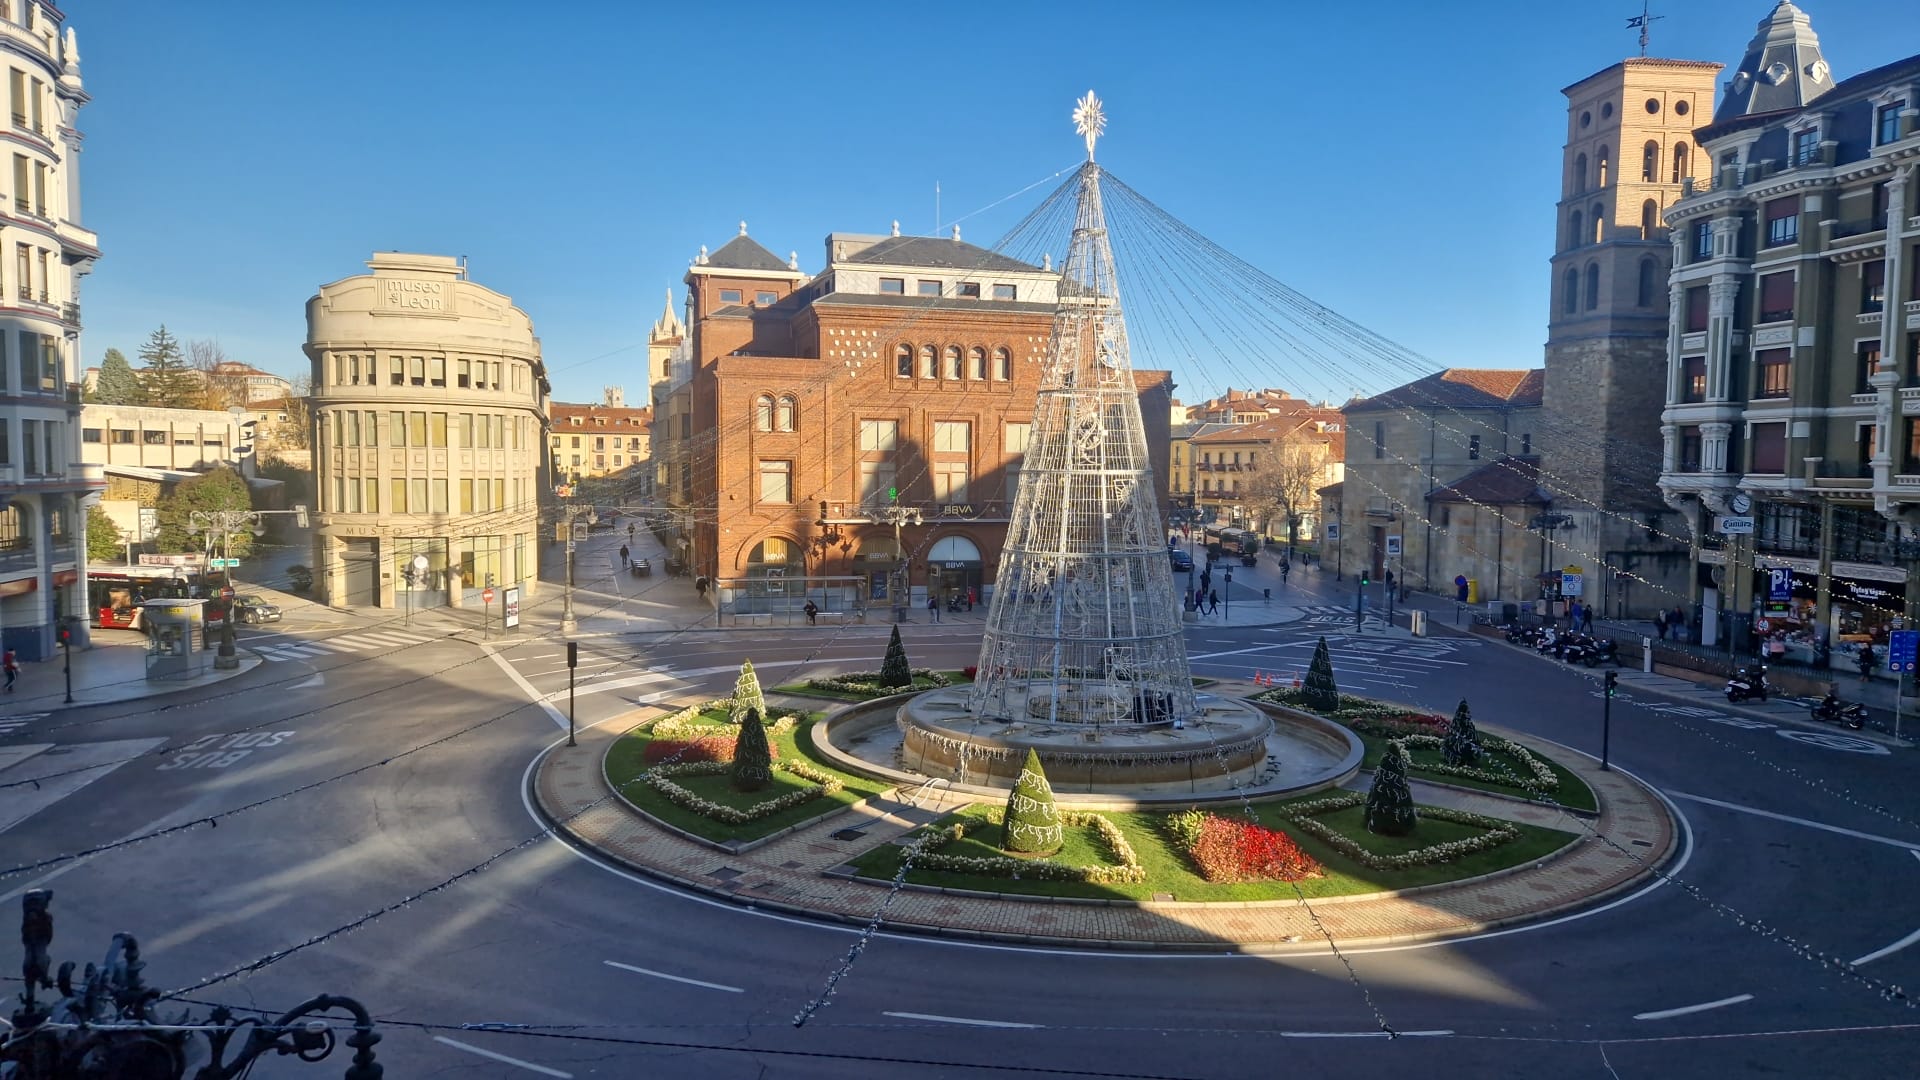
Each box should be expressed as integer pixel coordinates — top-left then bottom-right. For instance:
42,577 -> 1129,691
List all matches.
1726,663 -> 1771,703
1810,692 -> 1867,730
1580,638 -> 1620,668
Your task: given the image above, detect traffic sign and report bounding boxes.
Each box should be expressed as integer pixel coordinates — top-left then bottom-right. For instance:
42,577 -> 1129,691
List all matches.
1561,564 -> 1585,598
1889,630 -> 1919,674
1384,534 -> 1402,557
482,587 -> 495,605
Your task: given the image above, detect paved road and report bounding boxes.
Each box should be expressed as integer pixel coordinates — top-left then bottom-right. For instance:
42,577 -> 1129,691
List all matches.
0,551 -> 1914,1077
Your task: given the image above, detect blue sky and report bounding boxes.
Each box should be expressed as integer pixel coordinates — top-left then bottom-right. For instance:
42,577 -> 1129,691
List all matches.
71,1 -> 1920,404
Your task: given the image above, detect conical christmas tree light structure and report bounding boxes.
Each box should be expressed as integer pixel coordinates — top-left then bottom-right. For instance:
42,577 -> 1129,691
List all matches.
968,92 -> 1197,728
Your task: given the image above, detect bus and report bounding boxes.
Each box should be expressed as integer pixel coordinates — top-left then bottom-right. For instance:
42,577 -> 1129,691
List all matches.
88,565 -> 232,629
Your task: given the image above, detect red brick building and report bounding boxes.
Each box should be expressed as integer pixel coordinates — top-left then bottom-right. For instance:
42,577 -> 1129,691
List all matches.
663,224 -> 1174,607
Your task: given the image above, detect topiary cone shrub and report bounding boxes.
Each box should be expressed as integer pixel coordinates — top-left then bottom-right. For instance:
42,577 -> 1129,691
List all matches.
729,659 -> 767,726
1442,698 -> 1483,767
1301,636 -> 1339,711
731,707 -> 773,791
1001,748 -> 1063,855
880,625 -> 913,688
1364,741 -> 1419,836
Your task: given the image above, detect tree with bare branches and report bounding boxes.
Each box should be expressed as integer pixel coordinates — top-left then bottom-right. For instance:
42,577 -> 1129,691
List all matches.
1239,427 -> 1332,556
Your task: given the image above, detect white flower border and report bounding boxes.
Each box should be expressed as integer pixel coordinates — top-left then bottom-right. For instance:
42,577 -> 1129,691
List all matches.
899,810 -> 1146,885
1283,791 -> 1522,870
1396,734 -> 1558,794
645,759 -> 844,825
806,668 -> 953,695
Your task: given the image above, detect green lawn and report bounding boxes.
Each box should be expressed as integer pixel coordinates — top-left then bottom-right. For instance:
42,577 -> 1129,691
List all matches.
772,671 -> 971,702
847,798 -> 1575,902
1353,735 -> 1598,813
605,713 -> 895,843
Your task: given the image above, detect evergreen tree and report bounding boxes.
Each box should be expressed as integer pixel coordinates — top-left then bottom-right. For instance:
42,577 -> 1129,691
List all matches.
1442,699 -> 1483,767
155,466 -> 254,557
1365,741 -> 1419,836
731,707 -> 772,791
91,348 -> 146,406
85,504 -> 125,563
729,659 -> 767,725
137,325 -> 199,408
880,625 -> 912,687
1301,636 -> 1339,711
1001,748 -> 1063,855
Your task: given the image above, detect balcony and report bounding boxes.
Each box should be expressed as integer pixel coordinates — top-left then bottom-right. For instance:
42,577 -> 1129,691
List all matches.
0,541 -> 34,575
59,300 -> 77,325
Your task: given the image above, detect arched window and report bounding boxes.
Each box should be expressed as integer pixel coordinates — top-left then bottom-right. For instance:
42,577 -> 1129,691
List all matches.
1585,262 -> 1601,310
968,346 -> 986,380
1590,202 -> 1605,245
1569,209 -> 1583,250
1640,198 -> 1659,240
1642,140 -> 1659,182
944,345 -> 962,380
994,346 -> 1012,381
1671,142 -> 1690,184
1596,145 -> 1610,186
895,343 -> 913,378
1562,268 -> 1578,315
1573,153 -> 1588,194
754,394 -> 774,432
775,395 -> 796,432
1637,257 -> 1658,307
920,344 -> 937,379
746,538 -> 797,575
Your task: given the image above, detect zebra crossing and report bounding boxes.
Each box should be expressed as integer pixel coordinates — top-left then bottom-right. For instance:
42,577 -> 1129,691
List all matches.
1289,604 -> 1389,630
252,628 -> 441,662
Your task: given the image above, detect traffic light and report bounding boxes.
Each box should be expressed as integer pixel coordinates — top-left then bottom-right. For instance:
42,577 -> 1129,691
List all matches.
1360,571 -> 1370,587
1604,670 -> 1617,697
56,625 -> 70,647
888,486 -> 899,502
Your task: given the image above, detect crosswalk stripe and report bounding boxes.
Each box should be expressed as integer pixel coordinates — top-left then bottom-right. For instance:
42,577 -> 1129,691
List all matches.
358,632 -> 429,647
318,638 -> 369,651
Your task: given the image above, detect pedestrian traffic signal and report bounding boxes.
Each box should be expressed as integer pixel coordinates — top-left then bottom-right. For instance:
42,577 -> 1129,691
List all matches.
56,626 -> 70,647
1360,571 -> 1370,587
1604,670 -> 1617,697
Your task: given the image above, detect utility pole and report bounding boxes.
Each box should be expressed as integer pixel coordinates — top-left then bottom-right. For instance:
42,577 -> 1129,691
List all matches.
1602,670 -> 1617,770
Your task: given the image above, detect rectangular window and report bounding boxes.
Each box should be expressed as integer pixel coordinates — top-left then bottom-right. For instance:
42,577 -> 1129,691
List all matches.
1752,423 -> 1787,473
409,411 -> 427,446
1693,219 -> 1712,260
916,279 -> 941,296
992,284 -> 1017,300
1880,102 -> 1907,145
110,429 -> 132,444
430,412 -> 447,447
1003,422 -> 1031,455
1907,419 -> 1920,475
363,478 -> 378,513
1859,343 -> 1882,395
7,70 -> 21,128
1685,285 -> 1710,332
1861,424 -> 1879,476
593,436 -> 604,451
8,155 -> 21,214
495,478 -> 505,509
879,277 -> 904,295
1873,181 -> 1891,225
81,427 -> 100,443
141,429 -> 165,445
1862,260 -> 1886,314
933,421 -> 970,453
344,410 -> 361,447
1756,348 -> 1791,398
1793,128 -> 1820,167
457,359 -> 471,388
1765,196 -> 1799,246
859,461 -> 896,505
1373,421 -> 1384,459
410,478 -> 427,514
391,478 -> 407,513
429,356 -> 446,387
956,282 -> 980,299
458,413 -> 473,447
859,419 -> 899,452
759,460 -> 791,503
431,478 -> 448,513
1468,434 -> 1480,460
27,77 -> 39,134
1679,426 -> 1702,473
718,288 -> 742,304
934,461 -> 970,503
1910,332 -> 1920,385
390,411 -> 406,446
754,291 -> 777,305
1521,433 -> 1532,455
461,479 -> 474,513
409,356 -> 425,386
390,357 -> 404,386
1682,356 -> 1707,402
1759,272 -> 1794,323
30,162 -> 42,216
17,419 -> 32,473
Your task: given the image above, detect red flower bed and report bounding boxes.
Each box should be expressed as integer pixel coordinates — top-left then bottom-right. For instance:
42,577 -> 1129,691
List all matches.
1187,815 -> 1322,883
1353,713 -> 1447,739
642,734 -> 782,765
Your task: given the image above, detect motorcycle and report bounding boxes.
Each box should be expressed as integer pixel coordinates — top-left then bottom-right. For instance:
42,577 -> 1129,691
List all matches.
1810,693 -> 1867,730
1580,638 -> 1620,668
1726,663 -> 1771,703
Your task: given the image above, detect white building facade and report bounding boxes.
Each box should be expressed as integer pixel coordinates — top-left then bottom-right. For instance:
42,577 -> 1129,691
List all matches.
0,5 -> 100,660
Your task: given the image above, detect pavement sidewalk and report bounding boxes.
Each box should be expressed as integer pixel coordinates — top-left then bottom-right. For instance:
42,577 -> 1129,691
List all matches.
529,705 -> 1677,952
3,631 -> 261,713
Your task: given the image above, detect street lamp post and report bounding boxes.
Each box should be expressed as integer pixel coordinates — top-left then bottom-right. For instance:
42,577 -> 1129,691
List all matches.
867,503 -> 921,623
1530,512 -> 1574,622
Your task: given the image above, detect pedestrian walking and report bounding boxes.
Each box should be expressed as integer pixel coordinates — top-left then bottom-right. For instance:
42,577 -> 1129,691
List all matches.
619,544 -> 630,568
1207,589 -> 1219,615
803,599 -> 818,626
1569,599 -> 1583,631
1858,643 -> 1876,685
1280,560 -> 1291,584
966,586 -> 977,611
1654,615 -> 1668,641
2,649 -> 14,692
927,594 -> 941,623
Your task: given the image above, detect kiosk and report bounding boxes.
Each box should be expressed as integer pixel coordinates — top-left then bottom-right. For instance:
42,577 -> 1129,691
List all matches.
140,598 -> 210,680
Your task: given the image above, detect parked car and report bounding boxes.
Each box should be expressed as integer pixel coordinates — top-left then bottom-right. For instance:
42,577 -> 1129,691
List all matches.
232,595 -> 283,625
631,558 -> 652,578
1169,550 -> 1194,572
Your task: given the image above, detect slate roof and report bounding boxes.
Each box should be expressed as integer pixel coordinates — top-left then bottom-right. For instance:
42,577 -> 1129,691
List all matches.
1428,456 -> 1551,506
840,236 -> 1041,274
705,235 -> 792,273
1345,368 -> 1544,413
808,292 -> 1055,315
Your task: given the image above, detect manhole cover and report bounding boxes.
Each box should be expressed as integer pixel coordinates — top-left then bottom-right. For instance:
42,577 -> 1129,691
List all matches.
831,828 -> 866,841
707,867 -> 743,881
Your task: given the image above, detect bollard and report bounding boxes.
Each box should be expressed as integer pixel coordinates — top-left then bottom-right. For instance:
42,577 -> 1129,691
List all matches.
1642,637 -> 1653,673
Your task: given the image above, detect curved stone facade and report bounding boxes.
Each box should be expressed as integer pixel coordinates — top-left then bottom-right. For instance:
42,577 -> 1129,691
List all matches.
305,253 -> 549,610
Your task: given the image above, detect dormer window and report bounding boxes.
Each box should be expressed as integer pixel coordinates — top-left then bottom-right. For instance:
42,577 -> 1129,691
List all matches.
1879,101 -> 1908,146
992,284 -> 1016,300
1793,128 -> 1820,167
956,282 -> 980,299
880,277 -> 904,295
917,280 -> 941,297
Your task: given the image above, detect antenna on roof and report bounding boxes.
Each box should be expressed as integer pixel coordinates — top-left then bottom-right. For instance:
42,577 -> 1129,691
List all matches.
1625,1 -> 1662,57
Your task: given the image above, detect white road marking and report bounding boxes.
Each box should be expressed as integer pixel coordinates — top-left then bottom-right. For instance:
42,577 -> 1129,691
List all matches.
1670,792 -> 1920,852
1852,851 -> 1920,966
882,1010 -> 1041,1029
1280,1030 -> 1454,1038
432,1036 -> 573,1077
0,739 -> 167,834
1634,993 -> 1753,1020
483,645 -> 569,729
603,960 -> 742,992
1774,730 -> 1890,755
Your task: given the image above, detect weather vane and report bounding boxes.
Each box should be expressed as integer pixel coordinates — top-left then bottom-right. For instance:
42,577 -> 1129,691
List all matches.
1626,1 -> 1663,57
1073,90 -> 1105,161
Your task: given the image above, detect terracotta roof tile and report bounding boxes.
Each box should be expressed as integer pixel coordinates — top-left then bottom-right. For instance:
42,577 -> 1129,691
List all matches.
1346,368 -> 1544,412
